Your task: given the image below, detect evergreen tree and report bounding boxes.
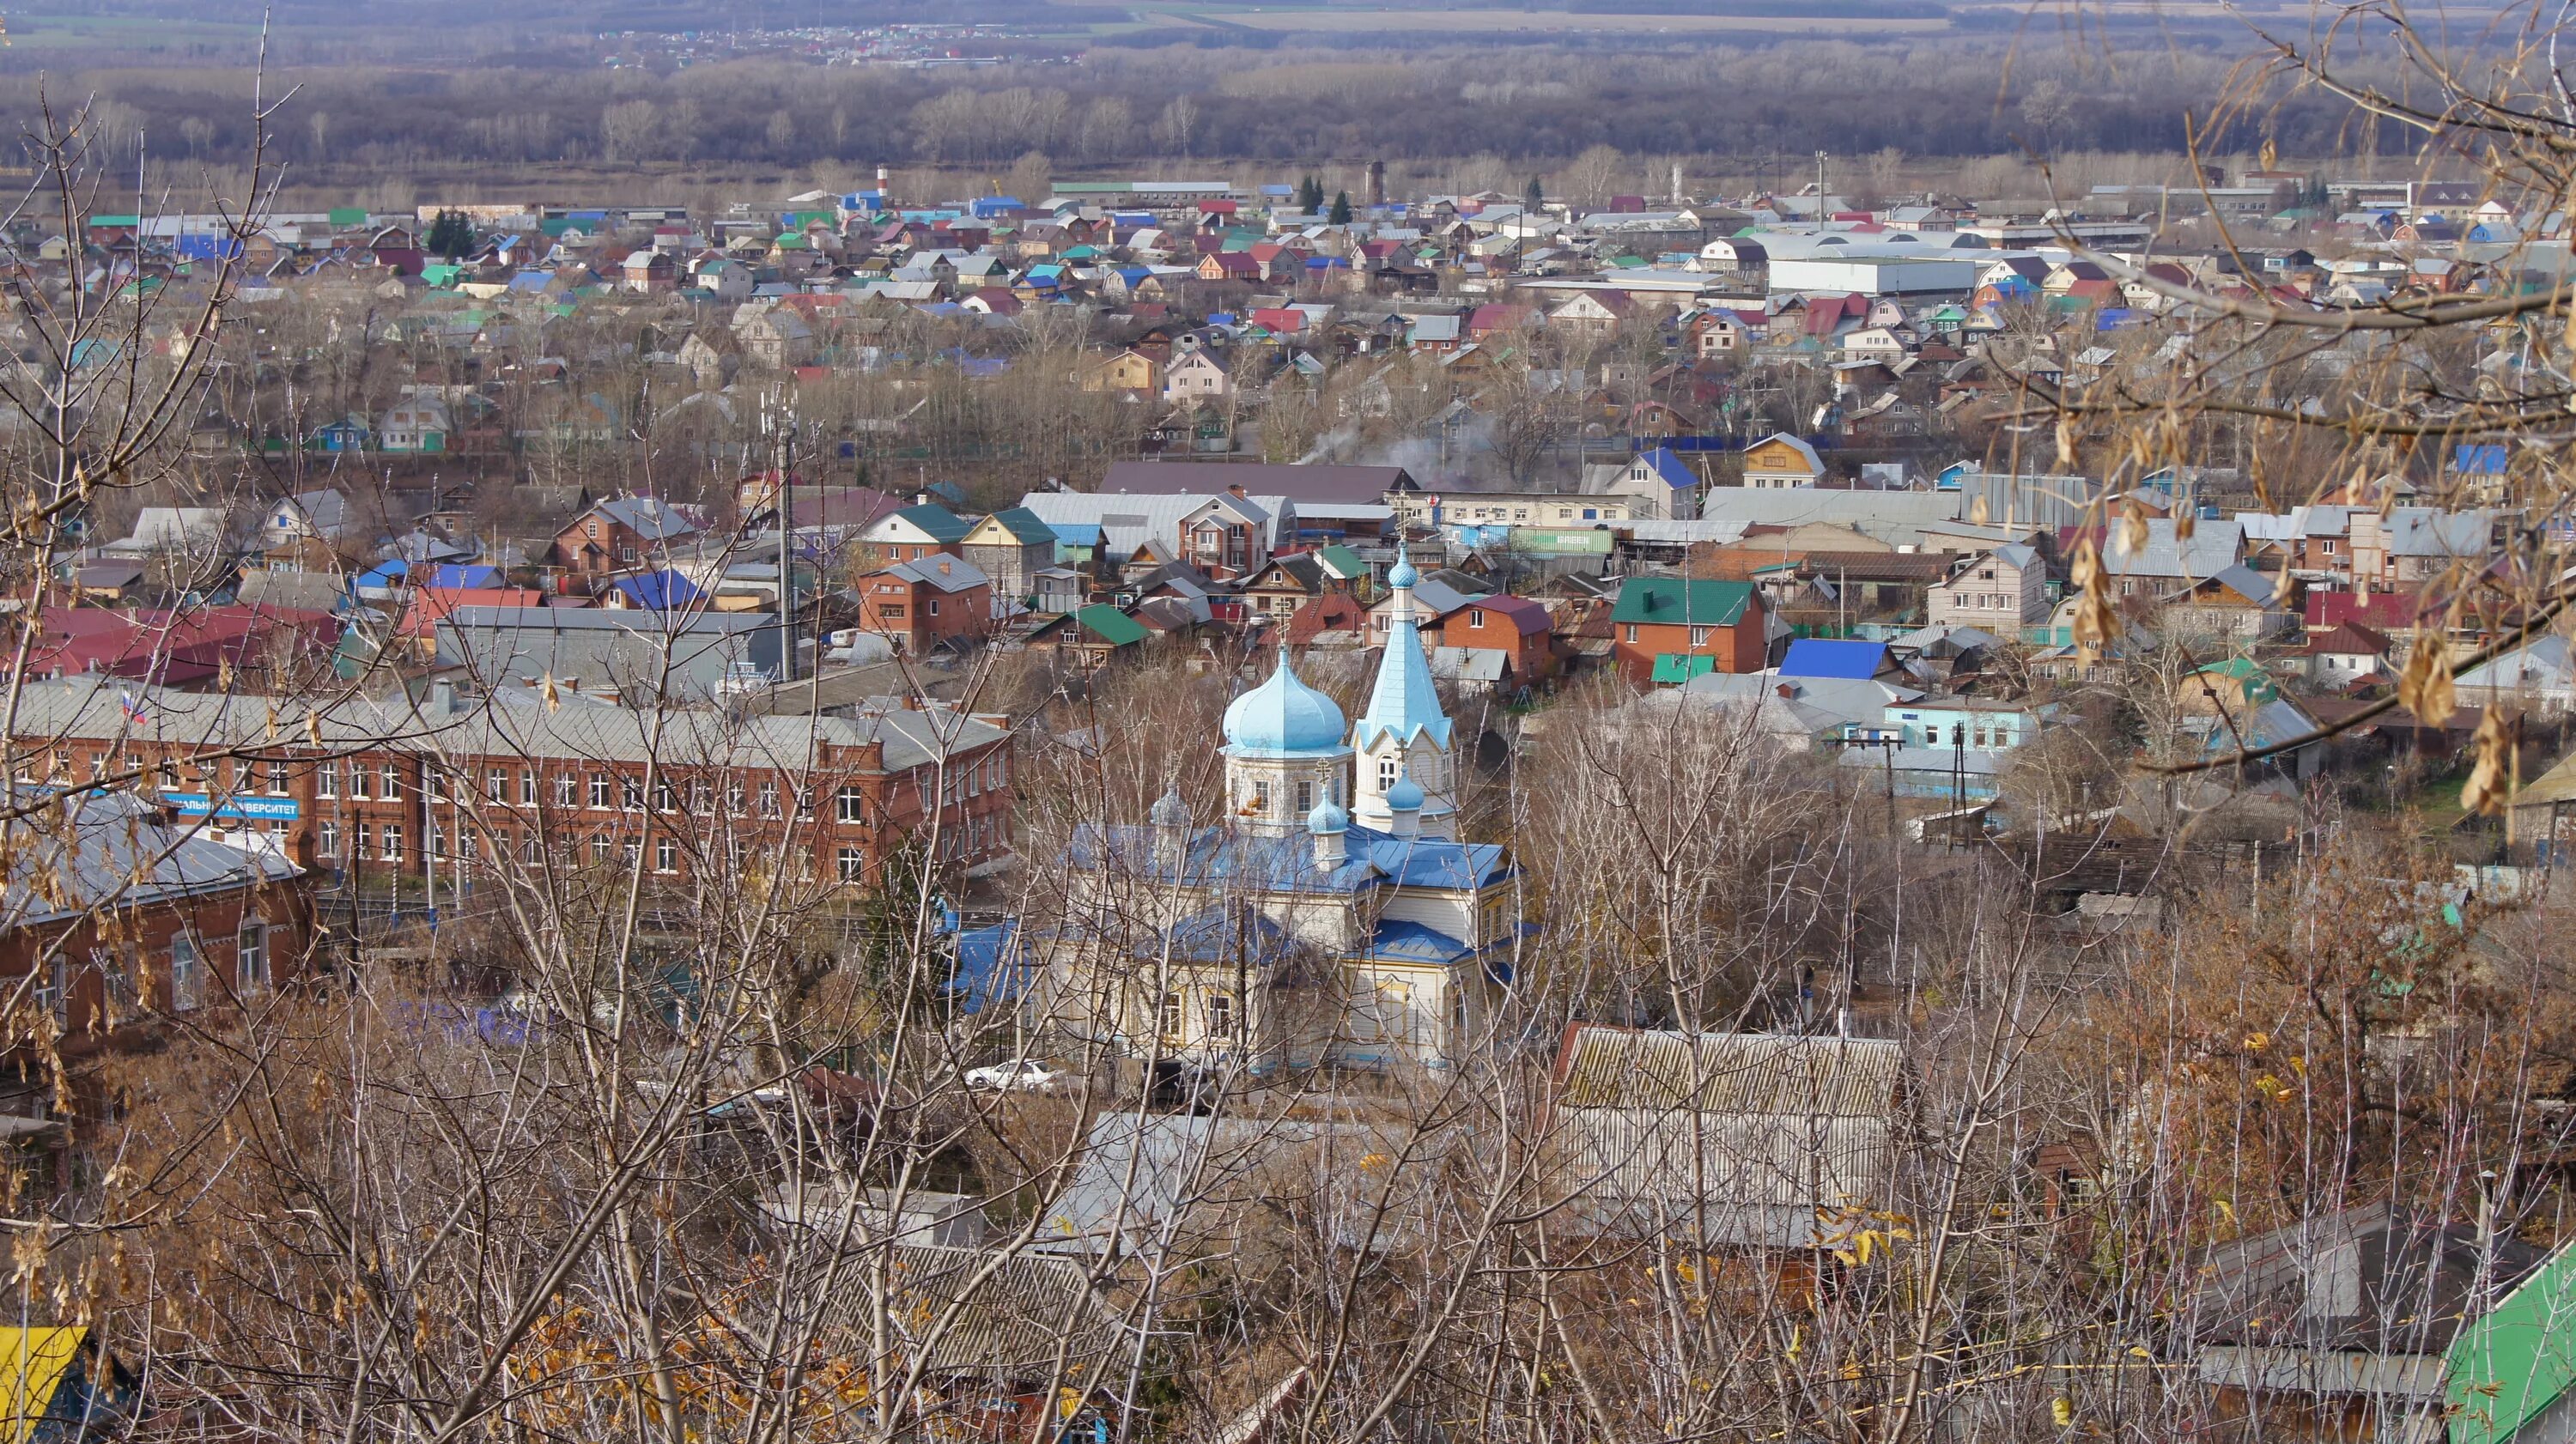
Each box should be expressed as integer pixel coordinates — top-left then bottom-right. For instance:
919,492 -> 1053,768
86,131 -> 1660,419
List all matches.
426,209 -> 475,260
1524,177 -> 1545,213
1329,190 -> 1353,225
1299,174 -> 1325,211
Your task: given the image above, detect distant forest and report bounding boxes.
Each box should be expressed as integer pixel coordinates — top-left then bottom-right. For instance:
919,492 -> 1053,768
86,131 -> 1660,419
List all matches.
0,34 -> 2420,200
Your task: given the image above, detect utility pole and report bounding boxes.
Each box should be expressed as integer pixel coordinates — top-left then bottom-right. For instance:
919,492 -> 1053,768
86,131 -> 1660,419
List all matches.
763,388 -> 798,685
1815,149 -> 1829,213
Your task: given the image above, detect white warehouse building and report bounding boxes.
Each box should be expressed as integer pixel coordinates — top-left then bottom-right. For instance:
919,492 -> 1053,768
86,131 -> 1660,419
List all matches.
1768,255 -> 1979,296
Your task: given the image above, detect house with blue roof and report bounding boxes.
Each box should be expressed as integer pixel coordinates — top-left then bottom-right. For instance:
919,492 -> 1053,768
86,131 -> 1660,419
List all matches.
1583,446 -> 1704,519
1013,563 -> 1512,1072
1778,638 -> 1891,681
607,567 -> 705,611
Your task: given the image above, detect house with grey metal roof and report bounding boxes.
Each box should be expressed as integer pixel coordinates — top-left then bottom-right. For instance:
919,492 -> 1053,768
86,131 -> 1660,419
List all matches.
1545,1024 -> 1905,1245
434,605 -> 783,703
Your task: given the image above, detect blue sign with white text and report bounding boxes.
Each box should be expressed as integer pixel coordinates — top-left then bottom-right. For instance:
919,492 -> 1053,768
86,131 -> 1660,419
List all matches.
161,793 -> 301,822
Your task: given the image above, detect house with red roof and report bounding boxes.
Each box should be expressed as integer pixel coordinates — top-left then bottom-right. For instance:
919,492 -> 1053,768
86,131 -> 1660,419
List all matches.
1799,292 -> 1871,343
2304,587 -> 2433,635
1286,592 -> 1369,648
22,606 -> 340,687
1196,252 -> 1261,282
2302,622 -> 2394,688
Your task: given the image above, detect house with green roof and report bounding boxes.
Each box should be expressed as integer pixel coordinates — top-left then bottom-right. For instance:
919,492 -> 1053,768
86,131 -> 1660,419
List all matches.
1610,578 -> 1767,685
1028,603 -> 1148,666
860,504 -> 974,564
962,507 -> 1061,600
2446,1240 -> 2576,1444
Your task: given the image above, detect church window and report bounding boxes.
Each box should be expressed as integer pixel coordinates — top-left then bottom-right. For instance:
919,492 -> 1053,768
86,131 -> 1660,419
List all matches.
1253,780 -> 1271,812
1378,758 -> 1399,790
1297,780 -> 1314,812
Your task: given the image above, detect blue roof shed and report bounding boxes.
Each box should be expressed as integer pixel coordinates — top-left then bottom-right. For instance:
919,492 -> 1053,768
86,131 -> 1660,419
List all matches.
1779,639 -> 1889,680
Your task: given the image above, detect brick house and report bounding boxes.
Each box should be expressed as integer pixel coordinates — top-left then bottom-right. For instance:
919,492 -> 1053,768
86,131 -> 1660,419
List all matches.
1609,578 -> 1767,684
554,496 -> 702,577
860,555 -> 993,655
3,792 -> 316,1047
1436,595 -> 1558,685
1176,493 -> 1273,582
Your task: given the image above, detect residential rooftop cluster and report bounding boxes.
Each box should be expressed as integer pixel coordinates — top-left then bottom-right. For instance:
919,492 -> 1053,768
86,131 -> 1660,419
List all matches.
2,146 -> 2573,1444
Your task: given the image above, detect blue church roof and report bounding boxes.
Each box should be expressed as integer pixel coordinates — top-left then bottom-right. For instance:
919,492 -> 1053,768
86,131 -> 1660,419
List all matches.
1352,581 -> 1452,752
1224,649 -> 1349,757
1068,821 -> 1509,897
1161,907 -> 1302,967
1356,919 -> 1473,966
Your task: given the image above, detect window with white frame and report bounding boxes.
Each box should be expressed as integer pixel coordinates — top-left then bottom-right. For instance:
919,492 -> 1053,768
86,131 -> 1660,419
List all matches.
837,786 -> 866,824
655,839 -> 678,874
837,846 -> 864,882
169,931 -> 200,1010
236,920 -> 266,992
381,824 -> 404,860
589,774 -> 612,810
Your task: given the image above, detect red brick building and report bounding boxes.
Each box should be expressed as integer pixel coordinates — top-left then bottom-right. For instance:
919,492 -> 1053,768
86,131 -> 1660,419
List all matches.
4,676 -> 1017,891
3,792 -> 316,1047
859,555 -> 993,656
1608,579 -> 1768,684
1434,595 -> 1558,686
553,496 -> 703,577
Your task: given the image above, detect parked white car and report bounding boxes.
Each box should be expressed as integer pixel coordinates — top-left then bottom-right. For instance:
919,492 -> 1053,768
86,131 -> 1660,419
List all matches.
964,1059 -> 1064,1093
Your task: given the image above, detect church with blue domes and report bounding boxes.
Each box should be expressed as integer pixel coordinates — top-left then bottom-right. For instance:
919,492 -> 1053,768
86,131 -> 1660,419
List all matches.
1031,560 -> 1521,1071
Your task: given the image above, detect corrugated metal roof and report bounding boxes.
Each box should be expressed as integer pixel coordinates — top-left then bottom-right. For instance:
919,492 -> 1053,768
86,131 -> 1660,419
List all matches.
1558,1027 -> 1901,1113
4,674 -> 1005,776
1549,1027 -> 1904,1245
815,1245 -> 1121,1383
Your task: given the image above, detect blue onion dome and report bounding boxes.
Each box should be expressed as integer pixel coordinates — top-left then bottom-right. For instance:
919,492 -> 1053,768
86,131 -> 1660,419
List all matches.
1223,651 -> 1348,756
1150,786 -> 1188,827
1387,556 -> 1419,588
1307,795 -> 1351,834
1385,773 -> 1426,812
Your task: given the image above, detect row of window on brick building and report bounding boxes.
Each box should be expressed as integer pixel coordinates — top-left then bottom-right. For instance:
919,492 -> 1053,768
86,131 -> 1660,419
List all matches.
15,743 -> 1014,878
